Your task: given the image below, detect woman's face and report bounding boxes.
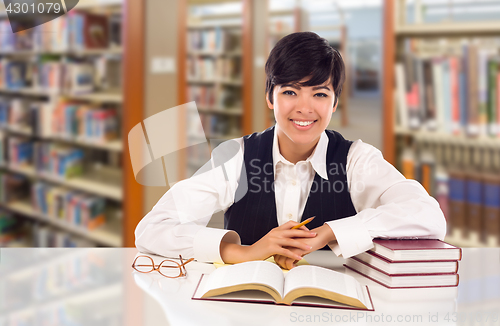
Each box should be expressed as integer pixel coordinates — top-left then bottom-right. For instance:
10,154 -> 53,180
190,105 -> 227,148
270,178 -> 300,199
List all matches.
266,77 -> 337,150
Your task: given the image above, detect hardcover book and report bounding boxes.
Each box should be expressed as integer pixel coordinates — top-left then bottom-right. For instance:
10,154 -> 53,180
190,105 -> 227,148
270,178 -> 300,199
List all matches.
345,258 -> 459,289
352,251 -> 459,275
192,260 -> 374,310
369,239 -> 462,262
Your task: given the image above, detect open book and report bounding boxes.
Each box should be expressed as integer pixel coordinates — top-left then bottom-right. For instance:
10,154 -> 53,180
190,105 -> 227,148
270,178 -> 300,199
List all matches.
192,261 -> 374,310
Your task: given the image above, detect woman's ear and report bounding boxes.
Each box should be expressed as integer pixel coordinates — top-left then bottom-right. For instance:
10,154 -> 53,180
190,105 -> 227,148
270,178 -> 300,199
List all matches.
266,92 -> 274,110
332,97 -> 338,113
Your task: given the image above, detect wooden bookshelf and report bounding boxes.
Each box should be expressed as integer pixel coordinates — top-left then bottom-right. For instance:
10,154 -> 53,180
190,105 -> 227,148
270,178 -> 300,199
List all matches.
3,163 -> 122,201
395,21 -> 500,37
0,47 -> 123,56
177,0 -> 253,179
0,0 -> 145,248
382,0 -> 500,248
1,201 -> 121,247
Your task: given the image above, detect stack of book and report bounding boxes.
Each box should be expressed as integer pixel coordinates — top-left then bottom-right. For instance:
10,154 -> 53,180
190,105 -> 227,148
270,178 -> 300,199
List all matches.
345,239 -> 462,289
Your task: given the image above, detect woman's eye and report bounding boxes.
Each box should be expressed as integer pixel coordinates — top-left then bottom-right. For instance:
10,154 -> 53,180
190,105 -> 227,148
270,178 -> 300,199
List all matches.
315,93 -> 328,98
283,90 -> 296,96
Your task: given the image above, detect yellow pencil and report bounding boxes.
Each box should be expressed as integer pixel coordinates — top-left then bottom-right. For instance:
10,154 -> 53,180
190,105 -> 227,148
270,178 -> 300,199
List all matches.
291,216 -> 315,229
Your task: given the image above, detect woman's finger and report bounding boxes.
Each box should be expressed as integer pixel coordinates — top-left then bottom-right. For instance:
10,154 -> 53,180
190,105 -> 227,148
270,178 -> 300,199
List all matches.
277,248 -> 303,261
275,254 -> 286,269
280,229 -> 317,238
284,258 -> 295,270
278,238 -> 312,251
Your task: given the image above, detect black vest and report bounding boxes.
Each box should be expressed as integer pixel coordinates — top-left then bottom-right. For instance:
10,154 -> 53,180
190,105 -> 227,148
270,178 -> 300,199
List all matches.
224,126 -> 357,246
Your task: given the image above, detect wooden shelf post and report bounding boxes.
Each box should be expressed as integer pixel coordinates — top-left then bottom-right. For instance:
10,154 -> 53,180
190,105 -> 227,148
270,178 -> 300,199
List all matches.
382,0 -> 395,165
123,0 -> 146,247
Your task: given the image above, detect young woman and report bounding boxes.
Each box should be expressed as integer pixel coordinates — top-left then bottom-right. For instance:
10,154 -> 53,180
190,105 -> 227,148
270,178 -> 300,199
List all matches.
135,32 -> 446,269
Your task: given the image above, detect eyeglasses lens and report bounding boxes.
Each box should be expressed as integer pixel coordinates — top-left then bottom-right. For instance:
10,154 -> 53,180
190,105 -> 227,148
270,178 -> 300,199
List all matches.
134,256 -> 155,273
159,260 -> 182,278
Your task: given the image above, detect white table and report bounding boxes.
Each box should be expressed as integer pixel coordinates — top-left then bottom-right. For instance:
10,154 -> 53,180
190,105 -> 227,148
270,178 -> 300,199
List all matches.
0,248 -> 499,326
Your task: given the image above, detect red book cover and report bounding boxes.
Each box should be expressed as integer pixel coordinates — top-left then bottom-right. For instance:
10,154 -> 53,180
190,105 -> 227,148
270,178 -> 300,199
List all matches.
370,239 -> 462,262
350,256 -> 458,277
360,250 -> 459,273
83,13 -> 109,49
344,259 -> 459,289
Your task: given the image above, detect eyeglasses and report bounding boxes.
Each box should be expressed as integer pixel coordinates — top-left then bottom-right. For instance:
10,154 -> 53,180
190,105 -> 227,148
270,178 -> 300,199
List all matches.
132,255 -> 194,278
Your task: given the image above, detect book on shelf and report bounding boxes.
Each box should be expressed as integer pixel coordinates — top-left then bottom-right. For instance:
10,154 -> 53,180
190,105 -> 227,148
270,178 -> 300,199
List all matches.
187,28 -> 241,53
351,251 -> 459,275
0,11 -> 116,53
32,181 -> 106,230
187,56 -> 241,82
435,171 -> 449,231
6,99 -> 28,126
32,223 -> 93,247
368,239 -> 462,262
192,260 -> 374,310
0,210 -> 22,246
34,142 -> 84,179
63,63 -> 95,95
483,173 -> 500,246
0,173 -> 30,203
402,143 -> 500,246
1,60 -> 28,89
35,58 -> 64,92
344,258 -> 459,289
0,59 -> 97,95
395,39 -> 500,137
487,57 -> 500,136
29,101 -> 119,143
0,98 -> 119,145
109,13 -> 122,47
0,21 -> 15,52
448,169 -> 468,240
0,130 -> 4,166
8,136 -> 33,166
188,85 -> 216,108
71,12 -> 109,50
466,170 -> 483,244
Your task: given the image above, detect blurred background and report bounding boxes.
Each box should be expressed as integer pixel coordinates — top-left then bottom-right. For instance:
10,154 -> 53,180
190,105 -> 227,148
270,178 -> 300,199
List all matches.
0,0 -> 498,250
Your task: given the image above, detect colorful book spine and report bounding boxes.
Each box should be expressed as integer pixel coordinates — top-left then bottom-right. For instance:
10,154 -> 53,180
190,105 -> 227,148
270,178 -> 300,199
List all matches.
498,70 -> 500,137
466,172 -> 483,243
441,59 -> 452,134
32,182 -> 106,230
483,174 -> 500,246
449,57 -> 460,135
459,48 -> 468,133
448,170 -> 467,239
487,59 -> 498,136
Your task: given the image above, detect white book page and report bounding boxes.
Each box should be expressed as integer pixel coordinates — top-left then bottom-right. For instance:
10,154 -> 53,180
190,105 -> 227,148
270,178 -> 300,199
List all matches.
284,265 -> 367,306
201,261 -> 285,298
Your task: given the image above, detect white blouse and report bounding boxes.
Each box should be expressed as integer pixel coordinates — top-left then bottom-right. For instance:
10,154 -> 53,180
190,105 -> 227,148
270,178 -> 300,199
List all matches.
135,126 -> 446,262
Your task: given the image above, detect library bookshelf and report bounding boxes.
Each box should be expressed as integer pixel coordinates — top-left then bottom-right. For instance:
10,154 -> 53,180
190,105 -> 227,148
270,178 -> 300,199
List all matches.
382,0 -> 500,248
0,0 -> 144,248
177,0 -> 253,180
265,6 -> 300,129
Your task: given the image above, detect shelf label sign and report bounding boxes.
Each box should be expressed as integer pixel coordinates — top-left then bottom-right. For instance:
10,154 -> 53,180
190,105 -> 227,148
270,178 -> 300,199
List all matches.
3,0 -> 79,33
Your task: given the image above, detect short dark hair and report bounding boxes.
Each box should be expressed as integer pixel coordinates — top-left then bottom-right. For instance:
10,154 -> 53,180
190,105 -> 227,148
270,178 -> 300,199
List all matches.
265,32 -> 345,106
